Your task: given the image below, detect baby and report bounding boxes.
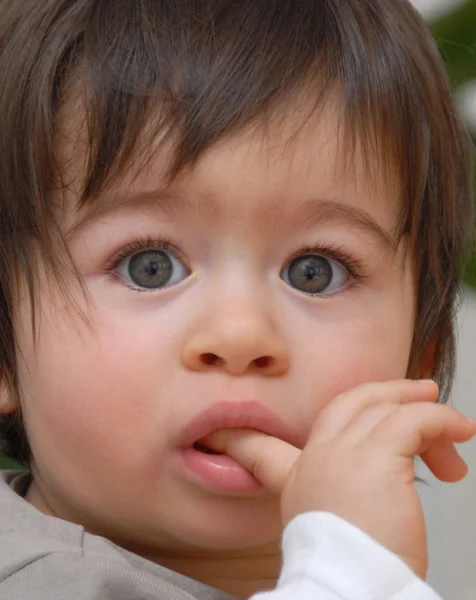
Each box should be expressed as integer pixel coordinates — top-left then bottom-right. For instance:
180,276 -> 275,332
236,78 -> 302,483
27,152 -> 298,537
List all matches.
0,1 -> 474,599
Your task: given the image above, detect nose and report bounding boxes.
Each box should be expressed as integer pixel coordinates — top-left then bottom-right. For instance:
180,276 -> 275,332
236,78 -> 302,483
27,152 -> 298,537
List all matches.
181,299 -> 290,376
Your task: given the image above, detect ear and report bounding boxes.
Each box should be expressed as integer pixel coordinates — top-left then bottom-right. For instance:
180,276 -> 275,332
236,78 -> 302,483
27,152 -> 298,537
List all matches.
0,381 -> 19,415
419,341 -> 436,380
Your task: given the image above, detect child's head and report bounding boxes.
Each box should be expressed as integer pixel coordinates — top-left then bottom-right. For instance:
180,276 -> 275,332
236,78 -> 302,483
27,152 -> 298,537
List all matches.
0,0 -> 472,556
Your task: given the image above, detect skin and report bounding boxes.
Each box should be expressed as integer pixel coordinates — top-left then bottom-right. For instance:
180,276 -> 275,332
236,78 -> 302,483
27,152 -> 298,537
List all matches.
0,109 -> 423,597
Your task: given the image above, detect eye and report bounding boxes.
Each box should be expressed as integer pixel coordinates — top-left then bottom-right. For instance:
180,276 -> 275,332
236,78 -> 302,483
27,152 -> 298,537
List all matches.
281,254 -> 347,295
116,249 -> 189,290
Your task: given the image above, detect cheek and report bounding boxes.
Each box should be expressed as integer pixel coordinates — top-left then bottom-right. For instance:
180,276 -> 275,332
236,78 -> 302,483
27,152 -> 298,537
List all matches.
18,309 -> 178,470
290,298 -> 414,425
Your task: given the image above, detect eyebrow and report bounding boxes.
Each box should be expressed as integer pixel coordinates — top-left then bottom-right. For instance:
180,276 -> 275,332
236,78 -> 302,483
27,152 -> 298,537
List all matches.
66,187 -> 180,239
281,198 -> 398,254
67,189 -> 397,254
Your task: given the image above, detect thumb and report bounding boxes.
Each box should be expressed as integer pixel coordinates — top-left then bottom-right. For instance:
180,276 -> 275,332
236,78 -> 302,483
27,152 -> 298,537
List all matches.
207,429 -> 301,494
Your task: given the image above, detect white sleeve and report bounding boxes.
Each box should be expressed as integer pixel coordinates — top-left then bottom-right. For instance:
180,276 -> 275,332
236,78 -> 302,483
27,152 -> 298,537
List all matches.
250,512 -> 443,600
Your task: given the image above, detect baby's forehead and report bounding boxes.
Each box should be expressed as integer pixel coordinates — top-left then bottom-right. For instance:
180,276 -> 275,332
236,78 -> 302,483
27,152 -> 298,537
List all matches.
57,84 -> 396,187
57,97 -> 400,236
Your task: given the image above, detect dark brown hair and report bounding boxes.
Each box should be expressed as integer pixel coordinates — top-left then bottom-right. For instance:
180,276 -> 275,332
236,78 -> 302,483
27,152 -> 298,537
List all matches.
0,0 -> 473,464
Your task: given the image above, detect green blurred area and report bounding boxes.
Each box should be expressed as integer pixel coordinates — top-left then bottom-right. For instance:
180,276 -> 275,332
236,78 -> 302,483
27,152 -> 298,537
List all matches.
464,245 -> 476,287
0,442 -> 22,469
0,457 -> 21,470
430,0 -> 476,287
431,0 -> 476,89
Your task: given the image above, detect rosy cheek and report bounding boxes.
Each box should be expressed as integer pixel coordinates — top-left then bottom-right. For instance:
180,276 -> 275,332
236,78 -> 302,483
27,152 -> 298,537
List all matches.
292,322 -> 411,436
23,332 -> 134,451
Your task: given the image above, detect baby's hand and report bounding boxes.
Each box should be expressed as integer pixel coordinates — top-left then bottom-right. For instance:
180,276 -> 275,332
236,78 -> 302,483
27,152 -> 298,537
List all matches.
210,380 -> 476,579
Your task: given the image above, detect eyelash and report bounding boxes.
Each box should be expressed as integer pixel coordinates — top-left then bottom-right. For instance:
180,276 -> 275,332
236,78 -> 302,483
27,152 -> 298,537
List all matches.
104,237 -> 189,274
104,237 -> 367,288
287,242 -> 368,283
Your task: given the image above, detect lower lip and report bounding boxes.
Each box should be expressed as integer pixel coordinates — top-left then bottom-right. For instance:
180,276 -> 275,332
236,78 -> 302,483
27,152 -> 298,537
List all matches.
178,448 -> 263,494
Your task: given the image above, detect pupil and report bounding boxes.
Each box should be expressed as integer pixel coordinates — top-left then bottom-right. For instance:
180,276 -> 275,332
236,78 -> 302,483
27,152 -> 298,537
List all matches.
288,255 -> 332,293
128,251 -> 173,289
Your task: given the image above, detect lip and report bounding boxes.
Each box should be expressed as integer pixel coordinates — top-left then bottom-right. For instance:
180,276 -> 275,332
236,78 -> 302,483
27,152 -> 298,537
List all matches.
175,400 -> 300,494
178,400 -> 300,450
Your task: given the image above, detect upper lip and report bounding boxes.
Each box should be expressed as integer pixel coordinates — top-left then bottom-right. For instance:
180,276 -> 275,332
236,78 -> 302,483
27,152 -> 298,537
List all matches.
179,401 -> 301,449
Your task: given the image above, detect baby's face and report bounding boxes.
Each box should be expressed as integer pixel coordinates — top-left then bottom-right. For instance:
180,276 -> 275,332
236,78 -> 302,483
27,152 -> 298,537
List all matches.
12,109 -> 415,555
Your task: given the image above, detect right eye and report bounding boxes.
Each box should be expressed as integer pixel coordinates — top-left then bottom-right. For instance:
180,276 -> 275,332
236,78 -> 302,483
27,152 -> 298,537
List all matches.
281,253 -> 347,295
116,249 -> 190,290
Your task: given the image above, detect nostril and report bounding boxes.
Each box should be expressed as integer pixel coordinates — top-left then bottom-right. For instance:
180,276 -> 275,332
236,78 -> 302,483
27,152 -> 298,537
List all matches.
201,353 -> 223,366
253,356 -> 274,369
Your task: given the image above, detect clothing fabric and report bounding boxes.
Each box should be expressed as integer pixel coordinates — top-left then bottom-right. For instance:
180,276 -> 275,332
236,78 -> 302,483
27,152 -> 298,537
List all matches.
0,471 -> 442,599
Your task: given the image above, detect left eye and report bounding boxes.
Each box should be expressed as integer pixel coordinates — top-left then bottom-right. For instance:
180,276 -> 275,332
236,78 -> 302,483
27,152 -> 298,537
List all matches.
116,249 -> 189,290
281,254 -> 347,295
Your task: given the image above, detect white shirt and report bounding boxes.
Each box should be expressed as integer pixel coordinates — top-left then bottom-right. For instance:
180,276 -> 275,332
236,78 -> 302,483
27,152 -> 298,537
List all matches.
254,512 -> 441,600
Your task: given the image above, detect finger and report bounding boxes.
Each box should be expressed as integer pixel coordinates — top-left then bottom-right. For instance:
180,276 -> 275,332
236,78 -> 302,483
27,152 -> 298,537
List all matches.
207,428 -> 300,493
312,379 -> 439,443
420,439 -> 468,482
374,404 -> 476,457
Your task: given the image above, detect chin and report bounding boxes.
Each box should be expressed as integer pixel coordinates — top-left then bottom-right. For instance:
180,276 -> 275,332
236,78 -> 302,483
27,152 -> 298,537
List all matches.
168,494 -> 283,550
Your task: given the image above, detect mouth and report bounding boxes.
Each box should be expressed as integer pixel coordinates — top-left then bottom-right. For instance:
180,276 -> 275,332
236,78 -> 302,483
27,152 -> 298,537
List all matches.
192,441 -> 222,455
179,400 -> 300,451
176,401 -> 297,494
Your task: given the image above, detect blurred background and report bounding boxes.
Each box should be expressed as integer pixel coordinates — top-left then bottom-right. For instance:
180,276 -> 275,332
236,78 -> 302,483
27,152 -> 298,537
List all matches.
0,0 -> 476,598
415,0 -> 476,286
